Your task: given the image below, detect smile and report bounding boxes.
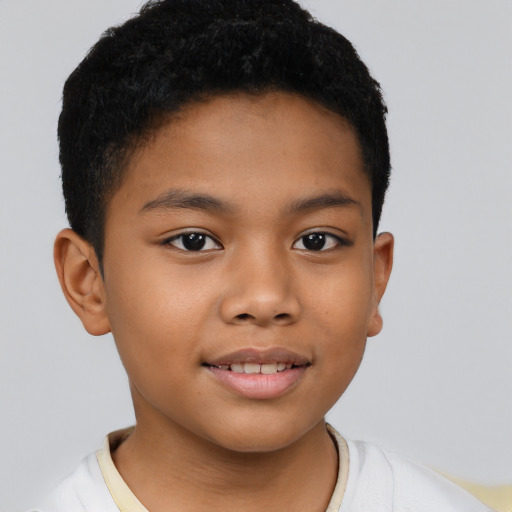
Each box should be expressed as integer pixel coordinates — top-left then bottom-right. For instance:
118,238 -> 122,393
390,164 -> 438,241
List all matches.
204,348 -> 311,399
209,362 -> 297,374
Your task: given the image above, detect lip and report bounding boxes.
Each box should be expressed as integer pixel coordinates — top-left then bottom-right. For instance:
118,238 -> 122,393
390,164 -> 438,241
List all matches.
206,347 -> 310,367
204,347 -> 311,400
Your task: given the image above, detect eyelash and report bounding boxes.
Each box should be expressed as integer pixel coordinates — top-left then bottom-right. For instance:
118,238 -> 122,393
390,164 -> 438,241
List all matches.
162,230 -> 350,253
292,232 -> 351,252
163,232 -> 222,252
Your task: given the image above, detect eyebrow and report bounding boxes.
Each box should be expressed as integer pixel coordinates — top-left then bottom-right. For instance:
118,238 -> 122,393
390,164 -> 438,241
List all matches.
140,189 -> 237,214
286,191 -> 362,215
140,189 -> 361,217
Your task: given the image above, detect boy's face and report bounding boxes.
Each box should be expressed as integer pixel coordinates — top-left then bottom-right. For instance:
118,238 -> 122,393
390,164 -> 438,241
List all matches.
67,92 -> 393,452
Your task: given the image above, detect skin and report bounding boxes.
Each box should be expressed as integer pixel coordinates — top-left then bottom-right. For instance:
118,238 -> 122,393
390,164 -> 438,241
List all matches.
55,92 -> 393,511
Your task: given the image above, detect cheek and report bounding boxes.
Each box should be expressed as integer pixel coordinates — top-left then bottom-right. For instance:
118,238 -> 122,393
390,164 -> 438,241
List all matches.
304,259 -> 373,382
307,259 -> 374,333
313,308 -> 369,411
103,263 -> 211,374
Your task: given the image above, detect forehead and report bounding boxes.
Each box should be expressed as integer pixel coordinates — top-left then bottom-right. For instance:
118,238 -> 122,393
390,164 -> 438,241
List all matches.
111,92 -> 371,221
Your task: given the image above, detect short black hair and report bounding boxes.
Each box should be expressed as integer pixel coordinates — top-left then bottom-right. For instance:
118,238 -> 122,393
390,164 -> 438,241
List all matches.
59,0 -> 390,263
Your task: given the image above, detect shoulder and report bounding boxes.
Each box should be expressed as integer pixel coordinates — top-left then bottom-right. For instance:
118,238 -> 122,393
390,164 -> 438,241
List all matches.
340,437 -> 493,512
35,451 -> 118,512
382,446 -> 493,511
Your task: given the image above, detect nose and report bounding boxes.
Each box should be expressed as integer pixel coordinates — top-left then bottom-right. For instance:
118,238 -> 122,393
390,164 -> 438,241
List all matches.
219,248 -> 301,327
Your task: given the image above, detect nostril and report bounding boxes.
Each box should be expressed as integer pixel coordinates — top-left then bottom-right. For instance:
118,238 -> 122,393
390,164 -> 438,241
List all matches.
275,313 -> 290,321
236,313 -> 253,321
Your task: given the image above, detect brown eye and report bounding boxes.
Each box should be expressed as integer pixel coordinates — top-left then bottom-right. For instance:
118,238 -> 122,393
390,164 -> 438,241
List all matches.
166,232 -> 221,251
293,232 -> 345,251
302,233 -> 326,250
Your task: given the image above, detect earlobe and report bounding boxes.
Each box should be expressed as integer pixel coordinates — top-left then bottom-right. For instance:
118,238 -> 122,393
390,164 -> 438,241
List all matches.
367,232 -> 394,337
54,228 -> 111,336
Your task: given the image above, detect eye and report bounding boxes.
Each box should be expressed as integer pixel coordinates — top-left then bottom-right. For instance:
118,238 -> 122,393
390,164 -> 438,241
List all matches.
293,232 -> 346,251
164,232 -> 221,252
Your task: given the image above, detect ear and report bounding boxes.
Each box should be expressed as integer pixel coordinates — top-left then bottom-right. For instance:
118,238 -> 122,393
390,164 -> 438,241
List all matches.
54,228 -> 111,336
367,232 -> 394,337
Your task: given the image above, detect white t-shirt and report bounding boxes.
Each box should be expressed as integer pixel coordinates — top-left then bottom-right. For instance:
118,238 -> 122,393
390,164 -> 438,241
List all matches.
34,426 -> 493,512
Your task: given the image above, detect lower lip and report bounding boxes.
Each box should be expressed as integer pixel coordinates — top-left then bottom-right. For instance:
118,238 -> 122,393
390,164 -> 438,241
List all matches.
207,366 -> 308,400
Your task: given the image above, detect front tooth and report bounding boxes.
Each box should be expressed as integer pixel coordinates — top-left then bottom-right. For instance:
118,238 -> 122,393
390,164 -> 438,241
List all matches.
231,364 -> 244,373
244,363 -> 261,374
261,363 -> 278,374
277,363 -> 286,372
286,363 -> 293,369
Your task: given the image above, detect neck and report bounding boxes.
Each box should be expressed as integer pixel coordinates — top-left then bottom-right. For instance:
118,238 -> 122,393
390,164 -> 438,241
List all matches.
112,399 -> 339,512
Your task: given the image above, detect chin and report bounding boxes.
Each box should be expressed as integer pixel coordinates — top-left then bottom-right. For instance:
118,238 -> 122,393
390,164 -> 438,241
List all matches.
202,416 -> 318,454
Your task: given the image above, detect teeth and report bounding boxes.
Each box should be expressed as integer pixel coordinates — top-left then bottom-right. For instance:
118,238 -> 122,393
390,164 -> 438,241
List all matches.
230,364 -> 244,374
218,362 -> 295,374
261,363 -> 277,374
244,363 -> 261,374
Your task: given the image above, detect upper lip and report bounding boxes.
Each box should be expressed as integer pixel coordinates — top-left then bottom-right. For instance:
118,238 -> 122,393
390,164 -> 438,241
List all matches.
205,347 -> 311,367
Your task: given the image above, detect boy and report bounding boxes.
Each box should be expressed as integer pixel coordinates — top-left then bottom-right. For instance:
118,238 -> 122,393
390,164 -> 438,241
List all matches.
41,0 -> 493,510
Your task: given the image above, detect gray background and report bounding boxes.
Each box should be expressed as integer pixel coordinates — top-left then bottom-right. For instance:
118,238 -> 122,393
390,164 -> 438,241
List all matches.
1,0 -> 511,510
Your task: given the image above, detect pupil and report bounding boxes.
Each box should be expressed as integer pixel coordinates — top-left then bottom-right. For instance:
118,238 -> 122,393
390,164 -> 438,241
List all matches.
303,233 -> 326,251
183,233 -> 206,251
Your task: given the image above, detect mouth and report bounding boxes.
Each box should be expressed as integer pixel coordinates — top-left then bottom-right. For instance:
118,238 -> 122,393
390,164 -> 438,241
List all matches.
204,347 -> 311,371
203,348 -> 311,399
204,362 -> 305,374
